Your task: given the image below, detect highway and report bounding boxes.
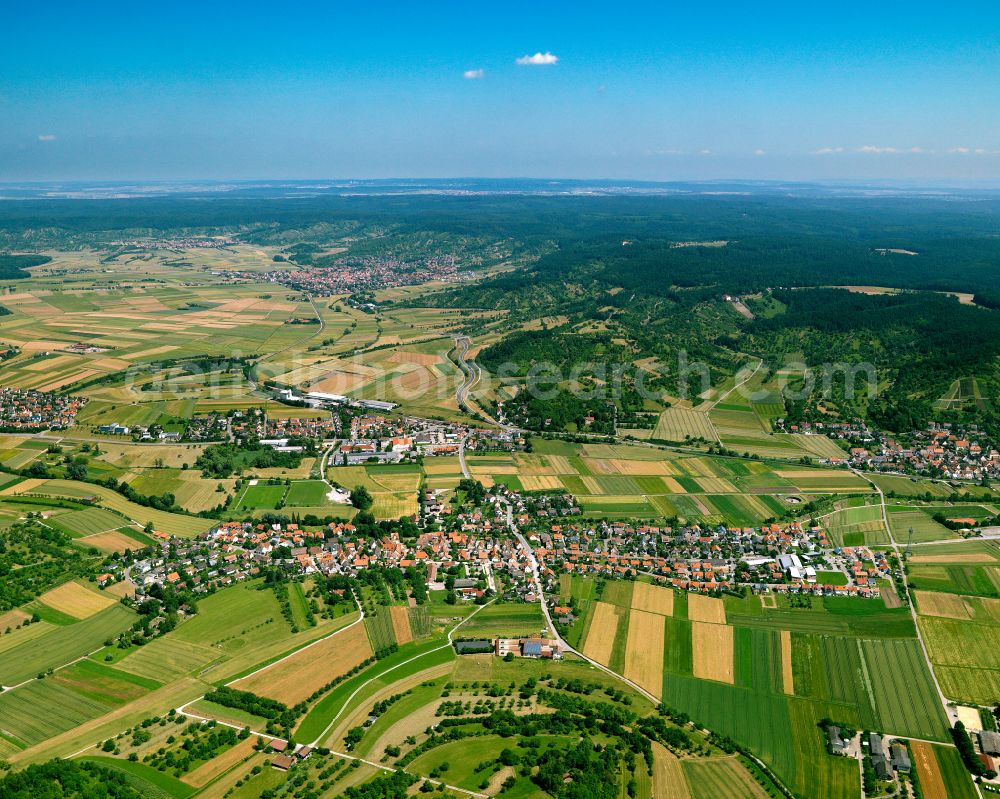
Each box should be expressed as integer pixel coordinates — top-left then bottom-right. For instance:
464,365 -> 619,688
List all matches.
453,334 -> 521,433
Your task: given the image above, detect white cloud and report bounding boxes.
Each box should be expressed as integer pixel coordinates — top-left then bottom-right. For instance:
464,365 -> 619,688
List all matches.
463,69 -> 484,80
813,146 -> 844,155
516,51 -> 558,66
699,149 -> 713,156
37,134 -> 57,142
754,148 -> 766,156
858,145 -> 898,154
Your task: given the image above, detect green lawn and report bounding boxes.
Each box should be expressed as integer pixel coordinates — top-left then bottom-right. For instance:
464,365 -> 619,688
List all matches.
284,480 -> 331,506
234,482 -> 286,509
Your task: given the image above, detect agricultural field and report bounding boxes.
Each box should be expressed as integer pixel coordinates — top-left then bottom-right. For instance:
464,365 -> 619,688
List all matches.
0,660 -> 159,749
682,757 -> 771,799
0,603 -> 136,686
888,507 -> 959,543
3,477 -> 215,536
35,580 -> 116,620
918,601 -> 1000,704
322,463 -> 420,520
566,573 -> 944,797
231,619 -> 373,704
653,406 -> 719,441
478,438 -> 873,525
0,236 -> 995,798
820,501 -> 890,547
910,741 -> 979,799
908,563 -> 1000,597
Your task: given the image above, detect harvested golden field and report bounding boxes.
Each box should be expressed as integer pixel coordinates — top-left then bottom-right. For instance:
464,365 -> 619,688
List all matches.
183,737 -> 257,788
624,609 -> 664,698
910,552 -> 995,565
914,590 -> 971,620
910,741 -> 947,799
310,370 -> 373,394
692,622 -> 734,684
37,581 -> 116,619
631,582 -> 675,617
389,605 -> 413,645
78,530 -> 143,553
581,601 -> 621,666
104,580 -> 136,599
0,608 -> 29,630
520,475 -> 563,491
37,369 -> 99,391
780,630 -> 794,695
232,621 -> 372,705
1,477 -> 45,495
545,455 -> 577,474
384,351 -> 442,366
608,459 -> 674,476
651,742 -> 690,799
687,593 -> 727,625
660,477 -> 685,493
694,476 -> 737,493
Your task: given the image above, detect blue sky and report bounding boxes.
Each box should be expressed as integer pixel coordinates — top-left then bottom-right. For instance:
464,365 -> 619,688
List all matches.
2,1 -> 999,182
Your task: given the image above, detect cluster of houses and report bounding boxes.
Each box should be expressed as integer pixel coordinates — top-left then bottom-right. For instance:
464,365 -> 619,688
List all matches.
781,417 -> 1000,483
180,412 -> 233,442
827,727 -> 915,783
844,424 -> 1000,483
219,252 -> 469,297
97,407 -> 345,446
525,519 -> 887,597
98,421 -> 183,441
0,387 -> 86,430
107,517 -> 541,601
867,732 -> 911,780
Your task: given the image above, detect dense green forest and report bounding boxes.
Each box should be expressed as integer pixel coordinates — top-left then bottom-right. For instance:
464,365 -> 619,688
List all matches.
745,289 -> 1000,430
0,759 -> 144,799
4,186 -> 1000,433
0,253 -> 49,278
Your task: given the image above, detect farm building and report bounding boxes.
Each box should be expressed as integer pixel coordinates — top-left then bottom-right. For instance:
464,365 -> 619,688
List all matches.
869,733 -> 891,780
494,636 -> 562,659
454,639 -> 493,654
827,726 -> 849,755
979,731 -> 1000,756
889,742 -> 911,773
